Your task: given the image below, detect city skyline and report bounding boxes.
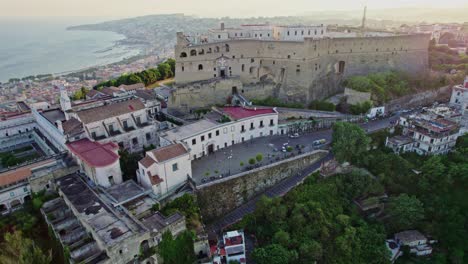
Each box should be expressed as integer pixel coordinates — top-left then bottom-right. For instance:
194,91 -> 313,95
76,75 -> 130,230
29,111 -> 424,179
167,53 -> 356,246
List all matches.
1,0 -> 468,18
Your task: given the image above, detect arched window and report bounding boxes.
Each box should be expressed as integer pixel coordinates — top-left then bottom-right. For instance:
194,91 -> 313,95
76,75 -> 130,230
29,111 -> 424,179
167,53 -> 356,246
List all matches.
198,49 -> 205,55
207,48 -> 212,54
190,49 -> 197,56
180,52 -> 187,58
225,44 -> 230,52
198,64 -> 203,71
215,46 -> 220,53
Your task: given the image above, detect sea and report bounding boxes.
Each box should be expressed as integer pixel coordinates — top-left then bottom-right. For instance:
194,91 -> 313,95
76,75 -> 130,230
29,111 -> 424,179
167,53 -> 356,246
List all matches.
0,17 -> 140,83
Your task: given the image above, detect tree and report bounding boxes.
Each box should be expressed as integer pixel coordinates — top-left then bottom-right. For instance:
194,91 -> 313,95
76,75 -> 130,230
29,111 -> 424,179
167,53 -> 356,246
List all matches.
256,153 -> 263,162
252,244 -> 296,264
158,231 -> 195,264
387,194 -> 424,231
331,122 -> 371,163
157,63 -> 172,80
0,231 -> 52,264
166,58 -> 176,76
118,149 -> 141,181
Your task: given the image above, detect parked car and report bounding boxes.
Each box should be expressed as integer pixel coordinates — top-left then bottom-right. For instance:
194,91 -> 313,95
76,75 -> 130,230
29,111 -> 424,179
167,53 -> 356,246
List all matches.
313,139 -> 327,146
289,133 -> 299,138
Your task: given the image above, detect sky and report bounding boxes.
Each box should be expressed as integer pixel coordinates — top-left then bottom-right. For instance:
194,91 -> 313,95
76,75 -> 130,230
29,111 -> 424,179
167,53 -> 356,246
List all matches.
1,0 -> 468,18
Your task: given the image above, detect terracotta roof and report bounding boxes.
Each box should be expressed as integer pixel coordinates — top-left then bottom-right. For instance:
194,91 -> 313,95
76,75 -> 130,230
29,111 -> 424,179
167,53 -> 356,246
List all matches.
119,83 -> 145,91
62,117 -> 83,136
100,87 -> 120,96
140,156 -> 155,168
76,99 -> 145,124
0,168 -> 31,187
0,159 -> 55,187
67,138 -> 119,167
222,106 -> 276,120
150,144 -> 188,163
147,171 -> 164,185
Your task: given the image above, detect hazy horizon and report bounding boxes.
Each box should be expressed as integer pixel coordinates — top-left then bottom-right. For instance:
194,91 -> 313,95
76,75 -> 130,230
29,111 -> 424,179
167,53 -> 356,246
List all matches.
1,0 -> 468,20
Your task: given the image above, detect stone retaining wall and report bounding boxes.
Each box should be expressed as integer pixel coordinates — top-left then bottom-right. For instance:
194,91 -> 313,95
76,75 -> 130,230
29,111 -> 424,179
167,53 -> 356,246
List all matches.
196,150 -> 327,223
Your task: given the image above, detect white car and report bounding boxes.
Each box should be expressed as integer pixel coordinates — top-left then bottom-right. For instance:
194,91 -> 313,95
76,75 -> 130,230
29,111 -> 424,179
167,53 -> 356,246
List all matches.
289,133 -> 299,138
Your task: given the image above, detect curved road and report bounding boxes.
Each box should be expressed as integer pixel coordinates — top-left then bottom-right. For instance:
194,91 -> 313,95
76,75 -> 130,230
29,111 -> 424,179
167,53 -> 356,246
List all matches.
206,115 -> 399,233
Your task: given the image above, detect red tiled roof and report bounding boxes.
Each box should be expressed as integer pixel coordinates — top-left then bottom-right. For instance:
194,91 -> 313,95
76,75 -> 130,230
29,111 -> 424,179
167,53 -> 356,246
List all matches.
222,106 -> 276,120
0,159 -> 55,187
139,156 -> 155,168
150,144 -> 188,162
147,171 -> 164,185
67,138 -> 119,167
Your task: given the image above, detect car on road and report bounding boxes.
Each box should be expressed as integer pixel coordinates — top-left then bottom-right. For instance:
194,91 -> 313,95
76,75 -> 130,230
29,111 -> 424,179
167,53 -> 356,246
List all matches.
289,133 -> 299,138
313,139 -> 327,146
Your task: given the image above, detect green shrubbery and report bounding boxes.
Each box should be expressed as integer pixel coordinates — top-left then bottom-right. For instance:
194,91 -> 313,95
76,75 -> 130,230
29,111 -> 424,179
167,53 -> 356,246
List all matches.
308,100 -> 336,111
94,58 -> 175,89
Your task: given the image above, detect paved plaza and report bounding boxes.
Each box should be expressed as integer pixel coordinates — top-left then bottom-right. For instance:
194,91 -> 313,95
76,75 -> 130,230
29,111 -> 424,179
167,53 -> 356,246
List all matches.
191,115 -> 397,185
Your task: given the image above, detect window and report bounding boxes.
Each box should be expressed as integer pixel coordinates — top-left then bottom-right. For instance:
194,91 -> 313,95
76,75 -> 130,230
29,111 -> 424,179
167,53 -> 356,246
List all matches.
192,138 -> 196,145
181,66 -> 185,72
109,124 -> 114,132
251,58 -> 254,63
250,123 -> 254,129
123,120 -> 128,128
223,127 -> 228,134
91,132 -> 96,139
146,133 -> 151,140
231,126 -> 235,132
172,163 -> 178,171
260,120 -> 264,127
201,135 -> 205,142
132,138 -> 138,145
136,116 -> 141,125
108,176 -> 115,185
208,133 -> 212,139
23,187 -> 28,192
241,64 -> 245,72
216,130 -> 219,136
241,125 -> 245,132
270,119 -> 274,126
198,64 -> 203,70
10,192 -> 14,197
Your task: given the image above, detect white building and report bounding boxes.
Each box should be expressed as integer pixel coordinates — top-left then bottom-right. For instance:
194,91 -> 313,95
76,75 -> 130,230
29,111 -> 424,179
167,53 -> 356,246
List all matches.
137,143 -> 191,198
67,138 -> 123,188
195,23 -> 328,44
394,230 -> 433,256
450,77 -> 468,134
223,230 -> 246,264
161,106 -> 278,159
386,109 -> 461,155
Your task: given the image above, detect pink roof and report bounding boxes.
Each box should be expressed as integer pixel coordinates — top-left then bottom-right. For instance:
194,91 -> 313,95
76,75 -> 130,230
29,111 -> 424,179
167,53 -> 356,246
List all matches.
67,138 -> 119,167
222,106 -> 276,120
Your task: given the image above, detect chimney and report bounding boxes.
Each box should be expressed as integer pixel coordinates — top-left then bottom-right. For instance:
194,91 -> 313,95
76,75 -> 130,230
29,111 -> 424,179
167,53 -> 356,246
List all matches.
220,22 -> 225,31
56,120 -> 64,133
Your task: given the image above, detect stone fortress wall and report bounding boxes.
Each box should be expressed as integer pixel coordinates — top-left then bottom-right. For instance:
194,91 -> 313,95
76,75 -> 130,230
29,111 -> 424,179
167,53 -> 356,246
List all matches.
172,29 -> 430,110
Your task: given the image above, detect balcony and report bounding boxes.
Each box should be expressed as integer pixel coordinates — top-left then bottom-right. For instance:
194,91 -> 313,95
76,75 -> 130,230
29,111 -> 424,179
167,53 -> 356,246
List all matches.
259,124 -> 265,128
240,129 -> 246,133
249,127 -> 255,131
123,126 -> 135,132
108,130 -> 122,136
92,135 -> 107,141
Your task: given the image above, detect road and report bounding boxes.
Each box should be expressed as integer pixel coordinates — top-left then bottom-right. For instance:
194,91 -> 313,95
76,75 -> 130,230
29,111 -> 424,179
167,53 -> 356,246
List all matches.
205,115 -> 399,234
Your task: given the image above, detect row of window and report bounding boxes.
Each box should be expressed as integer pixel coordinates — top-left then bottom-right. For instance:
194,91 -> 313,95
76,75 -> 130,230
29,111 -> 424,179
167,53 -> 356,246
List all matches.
286,29 -> 324,36
190,120 -> 274,146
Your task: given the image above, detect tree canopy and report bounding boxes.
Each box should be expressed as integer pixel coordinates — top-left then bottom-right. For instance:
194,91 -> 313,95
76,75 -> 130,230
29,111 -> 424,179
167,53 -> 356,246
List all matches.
331,122 -> 370,163
0,231 -> 52,264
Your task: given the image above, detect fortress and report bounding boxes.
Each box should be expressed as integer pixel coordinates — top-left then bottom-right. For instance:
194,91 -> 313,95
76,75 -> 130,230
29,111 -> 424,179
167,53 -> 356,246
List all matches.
171,23 -> 430,110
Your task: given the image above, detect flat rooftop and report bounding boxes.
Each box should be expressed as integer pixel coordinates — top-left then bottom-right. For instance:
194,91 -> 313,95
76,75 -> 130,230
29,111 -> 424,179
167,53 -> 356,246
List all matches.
40,108 -> 65,125
106,180 -> 147,204
163,119 -> 219,141
57,174 -> 141,247
140,211 -> 184,232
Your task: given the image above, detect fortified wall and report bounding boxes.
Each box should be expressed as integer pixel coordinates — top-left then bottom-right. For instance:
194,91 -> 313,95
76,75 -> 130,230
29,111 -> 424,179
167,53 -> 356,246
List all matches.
172,33 -> 430,111
196,150 -> 327,223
